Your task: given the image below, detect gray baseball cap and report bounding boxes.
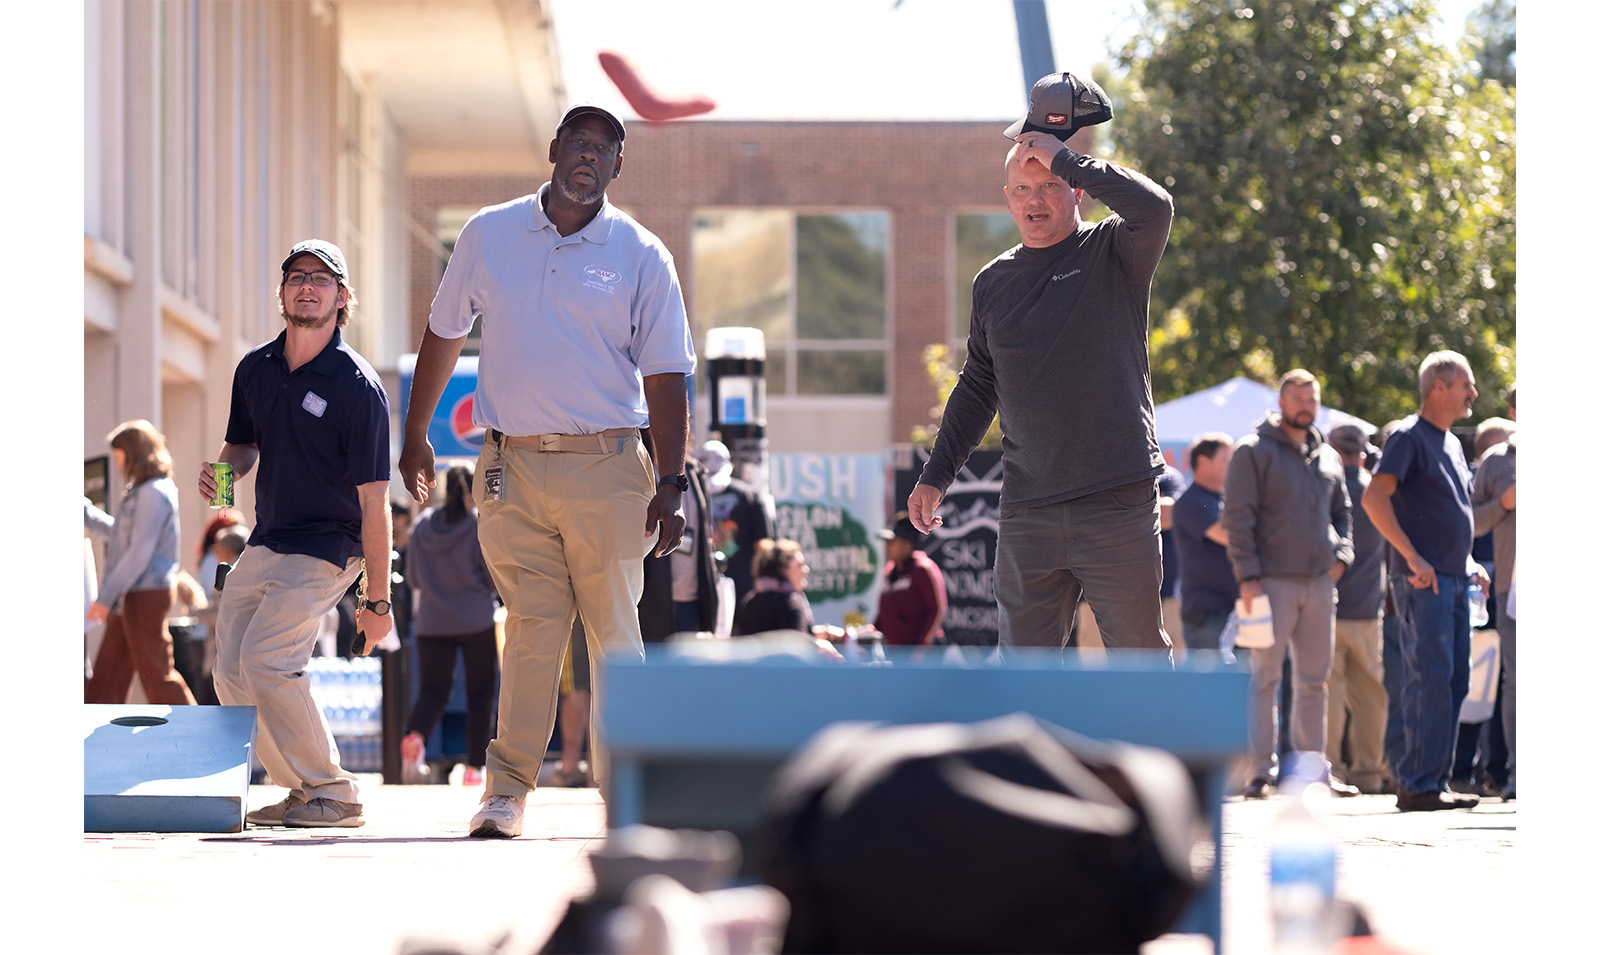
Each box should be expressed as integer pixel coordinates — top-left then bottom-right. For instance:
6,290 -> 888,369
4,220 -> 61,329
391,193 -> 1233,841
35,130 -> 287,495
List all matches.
281,239 -> 348,281
1004,71 -> 1115,141
1326,424 -> 1377,457
558,102 -> 626,144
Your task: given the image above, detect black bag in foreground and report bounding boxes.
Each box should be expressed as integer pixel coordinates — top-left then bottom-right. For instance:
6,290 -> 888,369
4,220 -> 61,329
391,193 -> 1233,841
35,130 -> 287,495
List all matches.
760,713 -> 1205,954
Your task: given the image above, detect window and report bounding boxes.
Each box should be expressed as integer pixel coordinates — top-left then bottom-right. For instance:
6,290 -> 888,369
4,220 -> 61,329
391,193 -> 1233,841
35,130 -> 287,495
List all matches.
693,209 -> 889,396
952,212 -> 1020,345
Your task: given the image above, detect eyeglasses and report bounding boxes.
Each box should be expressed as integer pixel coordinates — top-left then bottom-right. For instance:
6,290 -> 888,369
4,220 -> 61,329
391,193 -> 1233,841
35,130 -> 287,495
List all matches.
284,270 -> 338,288
558,134 -> 619,160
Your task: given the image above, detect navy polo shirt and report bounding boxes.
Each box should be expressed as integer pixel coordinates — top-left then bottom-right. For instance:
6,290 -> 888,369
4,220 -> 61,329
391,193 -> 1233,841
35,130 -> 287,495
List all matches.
1173,484 -> 1238,613
225,329 -> 391,568
1373,414 -> 1473,578
1159,465 -> 1187,598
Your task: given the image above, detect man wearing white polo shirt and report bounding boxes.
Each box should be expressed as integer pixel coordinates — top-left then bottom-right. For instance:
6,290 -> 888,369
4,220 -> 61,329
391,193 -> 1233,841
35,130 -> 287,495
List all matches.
398,103 -> 695,838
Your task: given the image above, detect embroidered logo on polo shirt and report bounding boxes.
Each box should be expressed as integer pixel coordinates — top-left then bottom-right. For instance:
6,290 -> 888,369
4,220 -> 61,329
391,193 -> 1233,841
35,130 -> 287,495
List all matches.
302,391 -> 328,418
582,265 -> 622,295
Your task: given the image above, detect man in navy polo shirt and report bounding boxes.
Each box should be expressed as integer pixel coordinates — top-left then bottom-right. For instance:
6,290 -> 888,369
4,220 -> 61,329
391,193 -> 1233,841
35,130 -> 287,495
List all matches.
1171,433 -> 1237,655
198,239 -> 393,829
1362,350 -> 1485,812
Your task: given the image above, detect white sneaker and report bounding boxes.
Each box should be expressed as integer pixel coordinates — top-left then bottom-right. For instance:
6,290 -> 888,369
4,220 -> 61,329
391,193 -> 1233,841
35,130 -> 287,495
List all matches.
469,793 -> 525,838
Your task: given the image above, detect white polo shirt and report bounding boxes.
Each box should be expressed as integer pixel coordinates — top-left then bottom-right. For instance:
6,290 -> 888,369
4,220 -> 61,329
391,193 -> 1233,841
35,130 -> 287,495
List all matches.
428,184 -> 696,436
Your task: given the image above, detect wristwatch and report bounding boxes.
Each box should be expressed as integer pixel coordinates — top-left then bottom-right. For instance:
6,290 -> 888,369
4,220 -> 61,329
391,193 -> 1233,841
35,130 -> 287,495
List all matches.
363,598 -> 392,616
659,473 -> 689,492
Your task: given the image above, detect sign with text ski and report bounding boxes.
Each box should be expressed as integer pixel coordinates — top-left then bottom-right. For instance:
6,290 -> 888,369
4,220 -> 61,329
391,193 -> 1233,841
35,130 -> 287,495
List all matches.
894,448 -> 1003,646
768,453 -> 887,629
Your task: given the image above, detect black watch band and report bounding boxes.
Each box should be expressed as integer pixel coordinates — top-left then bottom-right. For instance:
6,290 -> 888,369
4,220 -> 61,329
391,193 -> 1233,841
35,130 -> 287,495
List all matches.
363,598 -> 391,616
659,473 -> 689,492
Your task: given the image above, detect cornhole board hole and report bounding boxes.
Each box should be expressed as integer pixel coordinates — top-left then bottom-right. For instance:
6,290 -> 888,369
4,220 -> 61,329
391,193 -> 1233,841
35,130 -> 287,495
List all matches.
85,704 -> 257,833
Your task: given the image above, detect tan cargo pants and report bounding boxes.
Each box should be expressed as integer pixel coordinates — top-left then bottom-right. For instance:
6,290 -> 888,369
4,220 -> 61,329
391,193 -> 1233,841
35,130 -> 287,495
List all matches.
475,428 -> 653,799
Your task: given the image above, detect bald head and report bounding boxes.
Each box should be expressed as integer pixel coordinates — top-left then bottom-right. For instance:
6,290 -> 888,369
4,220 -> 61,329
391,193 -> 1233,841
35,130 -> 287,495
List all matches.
1005,141 -> 1044,178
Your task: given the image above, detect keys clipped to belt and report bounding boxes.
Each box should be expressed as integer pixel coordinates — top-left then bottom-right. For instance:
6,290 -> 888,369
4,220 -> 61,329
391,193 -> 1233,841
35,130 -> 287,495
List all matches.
351,559 -> 369,655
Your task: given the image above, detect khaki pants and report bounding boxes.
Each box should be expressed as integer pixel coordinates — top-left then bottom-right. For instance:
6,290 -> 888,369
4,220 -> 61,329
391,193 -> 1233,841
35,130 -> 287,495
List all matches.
1161,595 -> 1184,653
1247,576 -> 1335,781
1326,617 -> 1388,790
213,545 -> 364,802
476,429 -> 653,798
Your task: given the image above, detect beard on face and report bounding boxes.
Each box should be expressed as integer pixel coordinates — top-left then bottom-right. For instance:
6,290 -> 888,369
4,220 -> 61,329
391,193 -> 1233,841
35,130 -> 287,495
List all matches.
555,167 -> 604,205
1285,410 -> 1316,429
280,298 -> 337,330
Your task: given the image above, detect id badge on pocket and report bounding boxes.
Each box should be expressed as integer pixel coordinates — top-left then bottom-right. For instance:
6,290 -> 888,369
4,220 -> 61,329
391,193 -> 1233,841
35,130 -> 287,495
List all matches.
482,465 -> 505,503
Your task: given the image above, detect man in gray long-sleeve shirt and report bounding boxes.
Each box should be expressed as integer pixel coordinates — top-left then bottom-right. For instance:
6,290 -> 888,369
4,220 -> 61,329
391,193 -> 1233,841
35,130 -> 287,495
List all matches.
1470,402 -> 1516,800
908,73 -> 1175,654
1223,370 -> 1354,798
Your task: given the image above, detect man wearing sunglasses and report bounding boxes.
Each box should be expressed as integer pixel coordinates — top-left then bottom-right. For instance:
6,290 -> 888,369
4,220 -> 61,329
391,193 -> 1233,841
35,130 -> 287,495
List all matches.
399,103 -> 695,838
198,239 -> 393,829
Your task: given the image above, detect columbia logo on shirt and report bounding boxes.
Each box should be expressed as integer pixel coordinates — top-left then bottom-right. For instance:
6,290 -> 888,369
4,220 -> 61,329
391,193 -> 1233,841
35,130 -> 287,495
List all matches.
1052,269 -> 1082,282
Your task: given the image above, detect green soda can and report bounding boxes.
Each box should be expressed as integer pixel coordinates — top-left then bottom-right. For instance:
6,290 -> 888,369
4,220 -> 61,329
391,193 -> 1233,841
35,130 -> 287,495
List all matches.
210,462 -> 235,508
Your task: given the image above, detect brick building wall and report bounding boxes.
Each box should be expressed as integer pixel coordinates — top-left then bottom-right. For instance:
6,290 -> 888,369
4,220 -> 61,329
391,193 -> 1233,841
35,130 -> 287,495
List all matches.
406,171 -> 546,346
405,120 -> 1096,448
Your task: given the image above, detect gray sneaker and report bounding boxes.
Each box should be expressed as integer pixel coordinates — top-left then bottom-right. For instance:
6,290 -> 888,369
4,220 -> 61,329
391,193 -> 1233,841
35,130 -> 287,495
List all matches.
246,792 -> 307,826
468,793 -> 525,838
283,797 -> 365,828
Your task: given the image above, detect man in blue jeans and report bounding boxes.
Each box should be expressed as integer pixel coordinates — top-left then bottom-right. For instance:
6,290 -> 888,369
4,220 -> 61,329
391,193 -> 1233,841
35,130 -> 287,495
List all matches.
1362,350 -> 1486,812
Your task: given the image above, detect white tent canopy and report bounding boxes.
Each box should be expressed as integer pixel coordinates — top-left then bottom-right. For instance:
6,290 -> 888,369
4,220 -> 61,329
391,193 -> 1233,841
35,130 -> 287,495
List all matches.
1155,376 -> 1377,453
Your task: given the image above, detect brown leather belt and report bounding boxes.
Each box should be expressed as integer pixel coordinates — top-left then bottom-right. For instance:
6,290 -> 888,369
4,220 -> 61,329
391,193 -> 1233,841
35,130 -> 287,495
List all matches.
487,427 -> 639,453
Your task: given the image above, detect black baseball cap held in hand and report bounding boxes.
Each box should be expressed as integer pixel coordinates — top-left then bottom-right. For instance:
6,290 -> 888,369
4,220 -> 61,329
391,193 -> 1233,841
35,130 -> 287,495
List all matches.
1004,71 -> 1115,141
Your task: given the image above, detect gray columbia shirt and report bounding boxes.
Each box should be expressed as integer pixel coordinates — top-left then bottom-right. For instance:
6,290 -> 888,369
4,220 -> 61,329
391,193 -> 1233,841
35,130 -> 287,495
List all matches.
919,147 -> 1174,508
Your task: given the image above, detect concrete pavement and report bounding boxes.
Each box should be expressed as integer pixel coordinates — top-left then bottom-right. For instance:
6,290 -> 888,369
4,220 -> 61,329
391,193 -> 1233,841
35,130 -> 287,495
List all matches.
73,772 -> 1517,955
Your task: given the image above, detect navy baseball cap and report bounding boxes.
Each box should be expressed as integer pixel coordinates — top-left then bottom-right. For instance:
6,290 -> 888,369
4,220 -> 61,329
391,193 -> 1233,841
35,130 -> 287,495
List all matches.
878,512 -> 924,545
558,102 -> 626,144
281,239 -> 348,281
1004,71 -> 1115,141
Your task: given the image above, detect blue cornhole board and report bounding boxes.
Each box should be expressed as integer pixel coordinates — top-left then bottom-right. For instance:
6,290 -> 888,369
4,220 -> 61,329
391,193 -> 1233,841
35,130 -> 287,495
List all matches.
84,704 -> 258,833
604,645 -> 1251,951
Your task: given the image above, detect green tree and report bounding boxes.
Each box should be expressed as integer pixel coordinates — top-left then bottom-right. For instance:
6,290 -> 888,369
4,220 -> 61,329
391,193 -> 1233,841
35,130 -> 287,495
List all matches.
1111,0 -> 1515,425
910,343 -> 1005,449
1466,0 -> 1515,88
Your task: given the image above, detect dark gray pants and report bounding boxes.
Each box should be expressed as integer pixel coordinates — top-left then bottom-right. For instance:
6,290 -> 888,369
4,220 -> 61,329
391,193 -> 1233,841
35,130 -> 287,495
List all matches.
993,479 -> 1172,656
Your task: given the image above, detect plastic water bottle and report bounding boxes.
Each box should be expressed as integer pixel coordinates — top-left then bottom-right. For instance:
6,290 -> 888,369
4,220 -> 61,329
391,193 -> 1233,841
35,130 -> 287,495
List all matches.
1468,580 -> 1489,628
1269,752 -> 1339,954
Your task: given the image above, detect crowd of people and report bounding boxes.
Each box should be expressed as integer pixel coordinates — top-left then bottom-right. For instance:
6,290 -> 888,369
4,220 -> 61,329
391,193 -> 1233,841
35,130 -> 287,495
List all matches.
83,75 -> 1512,833
1156,363 -> 1516,809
